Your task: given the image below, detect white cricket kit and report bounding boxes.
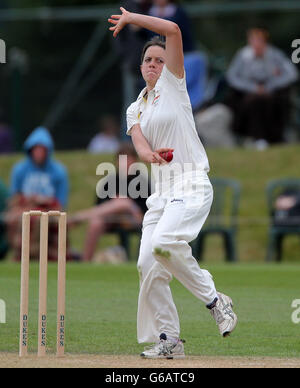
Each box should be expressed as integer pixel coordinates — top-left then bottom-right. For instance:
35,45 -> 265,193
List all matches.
127,65 -> 209,186
127,65 -> 218,343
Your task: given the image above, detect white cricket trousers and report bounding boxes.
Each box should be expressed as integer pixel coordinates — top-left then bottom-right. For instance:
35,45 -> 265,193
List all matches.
137,172 -> 218,343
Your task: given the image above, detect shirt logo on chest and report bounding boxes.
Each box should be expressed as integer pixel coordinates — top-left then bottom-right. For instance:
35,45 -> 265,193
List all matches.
152,95 -> 160,106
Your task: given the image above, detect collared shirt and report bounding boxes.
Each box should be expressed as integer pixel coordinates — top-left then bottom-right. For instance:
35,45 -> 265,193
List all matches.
226,45 -> 298,93
126,65 -> 210,187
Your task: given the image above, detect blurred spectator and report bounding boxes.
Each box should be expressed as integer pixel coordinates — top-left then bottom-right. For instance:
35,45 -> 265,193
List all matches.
273,189 -> 300,227
69,143 -> 150,262
116,1 -> 206,130
87,115 -> 121,154
6,126 -> 70,261
226,28 -> 298,146
116,0 -> 151,81
0,114 -> 13,154
115,1 -> 152,135
10,127 -> 68,207
148,1 -> 209,112
185,51 -> 208,112
0,178 -> 9,260
148,0 -> 195,53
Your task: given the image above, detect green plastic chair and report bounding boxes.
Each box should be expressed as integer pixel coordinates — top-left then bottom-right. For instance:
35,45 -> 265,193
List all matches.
192,177 -> 241,262
266,178 -> 300,262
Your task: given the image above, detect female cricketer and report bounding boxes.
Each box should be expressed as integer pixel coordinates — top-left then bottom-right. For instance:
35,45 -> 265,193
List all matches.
108,7 -> 237,359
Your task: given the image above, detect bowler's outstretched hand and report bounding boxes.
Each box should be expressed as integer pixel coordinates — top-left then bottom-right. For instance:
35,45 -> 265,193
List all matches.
108,7 -> 130,38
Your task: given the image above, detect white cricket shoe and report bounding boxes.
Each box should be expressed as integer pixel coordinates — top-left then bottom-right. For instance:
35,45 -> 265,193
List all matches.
140,333 -> 185,359
210,292 -> 237,337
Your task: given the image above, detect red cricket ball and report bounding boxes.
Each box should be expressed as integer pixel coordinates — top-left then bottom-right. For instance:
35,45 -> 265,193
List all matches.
159,150 -> 173,162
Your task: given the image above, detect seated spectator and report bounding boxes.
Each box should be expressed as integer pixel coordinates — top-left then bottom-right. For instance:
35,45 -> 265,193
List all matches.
87,115 -> 121,154
226,28 -> 298,146
70,143 -> 150,262
0,115 -> 13,154
148,1 -> 209,112
273,189 -> 300,227
6,126 -> 70,261
148,0 -> 196,53
0,178 -> 9,260
185,51 -> 208,112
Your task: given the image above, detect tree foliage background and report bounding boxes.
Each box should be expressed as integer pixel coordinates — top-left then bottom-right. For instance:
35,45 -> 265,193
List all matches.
0,0 -> 300,150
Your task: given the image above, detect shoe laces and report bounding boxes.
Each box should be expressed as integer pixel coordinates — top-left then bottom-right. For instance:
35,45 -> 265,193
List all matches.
211,307 -> 225,325
211,300 -> 234,324
144,338 -> 185,355
144,339 -> 167,355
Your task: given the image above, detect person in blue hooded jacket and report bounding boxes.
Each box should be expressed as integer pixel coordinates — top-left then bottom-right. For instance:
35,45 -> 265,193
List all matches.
10,126 -> 68,209
6,127 -> 69,261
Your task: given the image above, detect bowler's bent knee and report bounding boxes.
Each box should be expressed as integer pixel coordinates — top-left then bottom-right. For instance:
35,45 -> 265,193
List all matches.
151,234 -> 173,262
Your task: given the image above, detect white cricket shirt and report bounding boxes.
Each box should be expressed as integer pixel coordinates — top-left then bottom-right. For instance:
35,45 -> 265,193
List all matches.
126,65 -> 210,189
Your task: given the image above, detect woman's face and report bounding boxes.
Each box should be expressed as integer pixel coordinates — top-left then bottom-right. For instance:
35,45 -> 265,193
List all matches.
140,45 -> 166,89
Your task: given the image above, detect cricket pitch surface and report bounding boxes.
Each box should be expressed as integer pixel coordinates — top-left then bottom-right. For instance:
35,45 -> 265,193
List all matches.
1,353 -> 300,368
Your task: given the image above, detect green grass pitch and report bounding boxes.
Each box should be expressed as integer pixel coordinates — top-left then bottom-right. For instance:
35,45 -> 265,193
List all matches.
1,262 -> 300,358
